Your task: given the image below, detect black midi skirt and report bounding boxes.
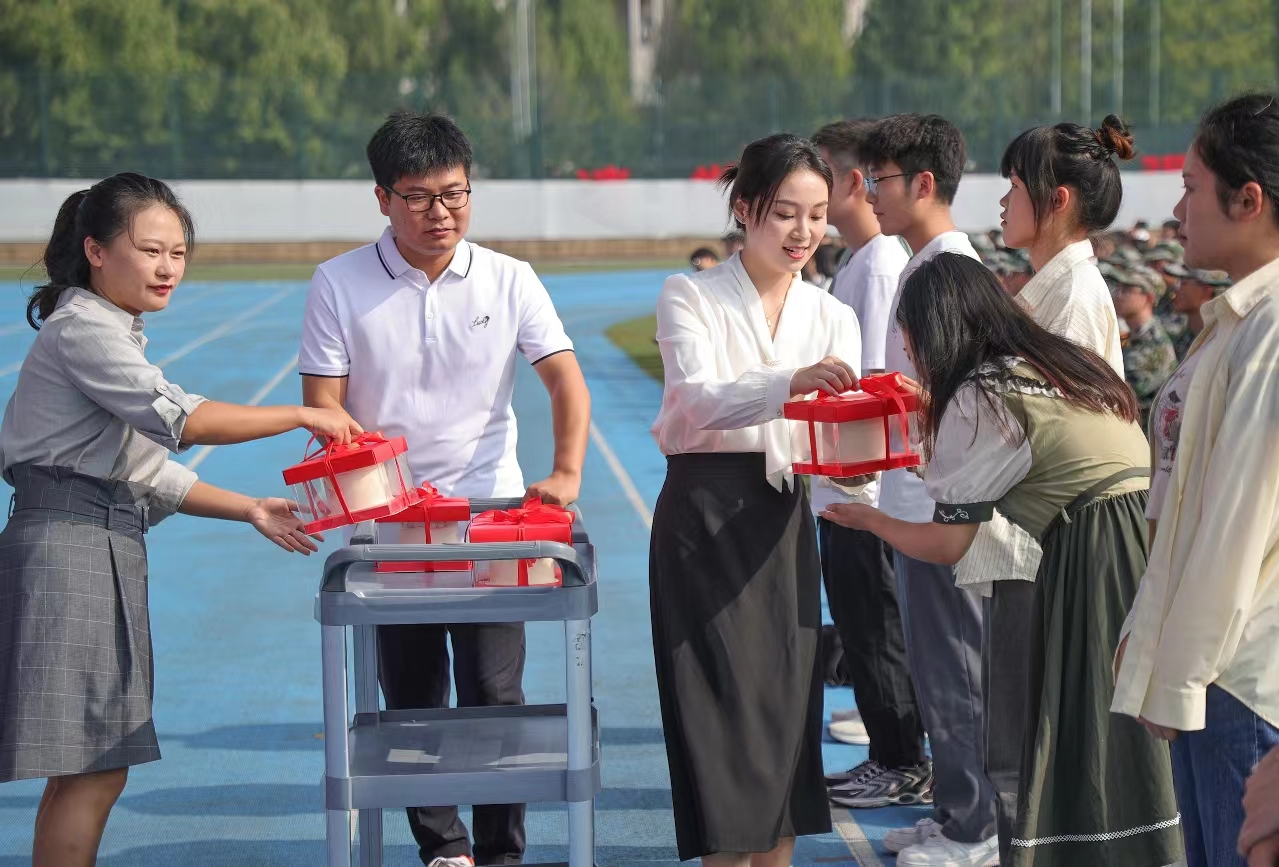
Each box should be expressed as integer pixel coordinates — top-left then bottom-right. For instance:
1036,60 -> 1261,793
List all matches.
649,453 -> 830,861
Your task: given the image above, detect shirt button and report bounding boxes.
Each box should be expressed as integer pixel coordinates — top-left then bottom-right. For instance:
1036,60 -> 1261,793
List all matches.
426,313 -> 434,320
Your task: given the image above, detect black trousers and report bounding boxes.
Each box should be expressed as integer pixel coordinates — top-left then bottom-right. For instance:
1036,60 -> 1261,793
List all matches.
817,517 -> 927,770
981,580 -> 1035,864
378,622 -> 527,866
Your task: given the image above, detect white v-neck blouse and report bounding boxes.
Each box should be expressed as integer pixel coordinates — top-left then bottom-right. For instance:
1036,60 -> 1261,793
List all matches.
650,254 -> 861,490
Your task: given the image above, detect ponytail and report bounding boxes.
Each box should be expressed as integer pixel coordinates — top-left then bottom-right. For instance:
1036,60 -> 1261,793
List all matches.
25,173 -> 195,330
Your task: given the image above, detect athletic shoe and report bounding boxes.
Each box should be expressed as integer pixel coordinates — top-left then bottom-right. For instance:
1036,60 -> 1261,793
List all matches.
828,760 -> 933,808
895,833 -> 999,866
828,707 -> 871,745
825,758 -> 880,787
428,857 -> 476,867
883,817 -> 942,854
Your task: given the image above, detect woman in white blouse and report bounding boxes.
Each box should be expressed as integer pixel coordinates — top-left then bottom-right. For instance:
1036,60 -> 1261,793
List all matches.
822,253 -> 1181,867
1112,92 -> 1279,867
0,174 -> 359,866
649,134 -> 860,867
959,113 -> 1137,859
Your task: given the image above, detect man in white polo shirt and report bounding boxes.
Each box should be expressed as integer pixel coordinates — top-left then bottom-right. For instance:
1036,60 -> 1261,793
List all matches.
299,111 -> 591,867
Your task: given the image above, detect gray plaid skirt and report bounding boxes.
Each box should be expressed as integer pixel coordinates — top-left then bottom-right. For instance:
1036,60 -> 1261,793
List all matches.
0,463 -> 159,781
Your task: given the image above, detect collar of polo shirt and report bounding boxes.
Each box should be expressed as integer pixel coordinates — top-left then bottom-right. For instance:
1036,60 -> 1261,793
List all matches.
375,227 -> 473,284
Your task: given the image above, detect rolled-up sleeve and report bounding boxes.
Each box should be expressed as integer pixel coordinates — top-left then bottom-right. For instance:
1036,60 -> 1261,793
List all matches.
54,316 -> 207,453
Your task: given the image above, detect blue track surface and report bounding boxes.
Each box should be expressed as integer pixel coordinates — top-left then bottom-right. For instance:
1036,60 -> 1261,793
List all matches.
0,272 -> 924,865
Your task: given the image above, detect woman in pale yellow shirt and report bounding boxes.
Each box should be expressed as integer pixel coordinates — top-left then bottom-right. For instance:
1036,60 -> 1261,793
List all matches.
1112,92 -> 1279,867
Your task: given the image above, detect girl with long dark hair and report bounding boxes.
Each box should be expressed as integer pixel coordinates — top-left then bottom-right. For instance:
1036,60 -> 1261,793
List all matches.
821,252 -> 1182,867
649,133 -> 860,867
1113,92 -> 1279,867
0,173 -> 360,866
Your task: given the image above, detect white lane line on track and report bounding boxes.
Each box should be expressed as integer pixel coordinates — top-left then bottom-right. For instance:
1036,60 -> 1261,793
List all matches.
184,354 -> 299,471
832,807 -> 886,867
0,284 -> 240,377
587,420 -> 652,530
154,286 -> 296,369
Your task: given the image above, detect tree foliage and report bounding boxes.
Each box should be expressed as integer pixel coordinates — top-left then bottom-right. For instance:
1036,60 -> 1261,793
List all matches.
0,0 -> 1274,178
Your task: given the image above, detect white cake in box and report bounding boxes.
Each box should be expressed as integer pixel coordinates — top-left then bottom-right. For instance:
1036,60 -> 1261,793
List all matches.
325,464 -> 397,513
473,557 -> 560,587
818,418 -> 887,466
376,521 -> 463,546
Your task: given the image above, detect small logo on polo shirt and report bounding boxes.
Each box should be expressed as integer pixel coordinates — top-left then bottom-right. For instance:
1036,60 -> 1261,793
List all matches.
472,315 -> 490,328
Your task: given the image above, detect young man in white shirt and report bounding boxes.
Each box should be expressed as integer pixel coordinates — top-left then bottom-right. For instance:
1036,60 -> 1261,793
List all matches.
299,111 -> 591,867
809,120 -> 930,809
859,114 -> 1000,867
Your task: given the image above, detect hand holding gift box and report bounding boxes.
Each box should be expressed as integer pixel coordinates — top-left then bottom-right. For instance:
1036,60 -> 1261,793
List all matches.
784,372 -> 923,477
375,483 -> 472,573
282,432 -> 420,534
468,499 -> 576,587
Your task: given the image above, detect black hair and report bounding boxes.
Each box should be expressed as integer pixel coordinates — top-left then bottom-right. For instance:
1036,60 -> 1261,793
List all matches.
1162,219 -> 1180,230
811,118 -> 880,173
896,252 -> 1138,458
718,133 -> 833,230
366,111 -> 474,190
689,247 -> 719,262
28,172 -> 195,330
860,114 -> 966,204
1193,92 -> 1279,225
1001,116 -> 1135,233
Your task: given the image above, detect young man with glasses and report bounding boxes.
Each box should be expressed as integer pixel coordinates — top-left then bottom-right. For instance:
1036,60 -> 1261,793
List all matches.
299,111 -> 591,867
857,114 -> 1001,867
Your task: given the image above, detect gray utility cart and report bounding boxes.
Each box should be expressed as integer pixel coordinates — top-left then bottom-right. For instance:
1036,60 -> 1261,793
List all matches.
315,499 -> 600,867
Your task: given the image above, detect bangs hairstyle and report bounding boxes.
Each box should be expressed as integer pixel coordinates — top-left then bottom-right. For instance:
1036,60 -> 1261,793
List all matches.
811,118 -> 880,173
719,133 -> 833,230
1193,92 -> 1279,225
1000,115 -> 1135,232
895,252 -> 1137,458
366,111 -> 474,189
860,113 -> 966,204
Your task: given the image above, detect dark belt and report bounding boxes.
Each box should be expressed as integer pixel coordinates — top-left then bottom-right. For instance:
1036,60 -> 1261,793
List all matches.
1043,466 -> 1149,540
7,465 -> 151,535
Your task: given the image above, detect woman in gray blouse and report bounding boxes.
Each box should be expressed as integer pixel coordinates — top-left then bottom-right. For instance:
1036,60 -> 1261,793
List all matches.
0,173 -> 361,866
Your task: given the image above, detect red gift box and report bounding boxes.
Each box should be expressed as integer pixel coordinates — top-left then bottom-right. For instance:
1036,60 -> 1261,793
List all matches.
281,432 -> 419,534
467,499 -> 576,587
374,483 -> 472,573
783,373 -> 923,477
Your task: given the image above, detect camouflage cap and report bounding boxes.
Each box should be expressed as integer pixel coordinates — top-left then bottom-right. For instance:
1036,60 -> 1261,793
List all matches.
1164,261 -> 1192,279
1111,264 -> 1165,297
1189,269 -> 1232,289
970,232 -> 996,253
1144,245 -> 1179,263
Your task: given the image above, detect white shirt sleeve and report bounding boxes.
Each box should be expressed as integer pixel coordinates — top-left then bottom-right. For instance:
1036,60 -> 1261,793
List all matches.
854,273 -> 899,372
298,267 -> 350,377
655,274 -> 795,431
515,263 -> 574,364
924,382 -> 1032,524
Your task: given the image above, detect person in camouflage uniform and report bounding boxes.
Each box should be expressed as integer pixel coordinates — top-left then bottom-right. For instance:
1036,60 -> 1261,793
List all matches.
1167,263 -> 1232,359
1109,264 -> 1178,430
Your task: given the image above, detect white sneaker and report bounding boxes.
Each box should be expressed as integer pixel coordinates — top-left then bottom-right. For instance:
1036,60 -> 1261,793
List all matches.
428,858 -> 475,867
895,832 -> 999,867
884,817 -> 942,854
827,707 -> 870,745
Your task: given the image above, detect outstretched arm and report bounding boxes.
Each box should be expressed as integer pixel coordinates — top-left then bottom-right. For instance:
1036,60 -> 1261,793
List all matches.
178,481 -> 320,554
821,502 -> 979,566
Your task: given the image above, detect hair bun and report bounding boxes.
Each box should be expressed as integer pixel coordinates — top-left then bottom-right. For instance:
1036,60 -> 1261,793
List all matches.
1094,115 -> 1135,160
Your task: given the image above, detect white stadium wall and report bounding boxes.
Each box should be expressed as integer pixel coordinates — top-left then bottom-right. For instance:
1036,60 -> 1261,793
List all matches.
0,173 -> 1183,244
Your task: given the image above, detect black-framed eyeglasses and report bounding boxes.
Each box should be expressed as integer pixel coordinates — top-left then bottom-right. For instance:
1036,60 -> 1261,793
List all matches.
382,185 -> 471,212
864,172 -> 913,196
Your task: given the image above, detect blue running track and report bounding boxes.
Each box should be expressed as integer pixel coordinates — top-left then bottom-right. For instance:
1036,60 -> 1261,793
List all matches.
0,272 -> 925,865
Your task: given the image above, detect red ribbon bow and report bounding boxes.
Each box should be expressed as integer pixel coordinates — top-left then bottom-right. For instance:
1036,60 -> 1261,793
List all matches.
483,499 -> 576,530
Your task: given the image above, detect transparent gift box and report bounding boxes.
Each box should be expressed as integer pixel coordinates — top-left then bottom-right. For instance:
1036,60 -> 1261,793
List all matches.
281,432 -> 419,534
784,373 -> 923,477
467,500 -> 576,587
